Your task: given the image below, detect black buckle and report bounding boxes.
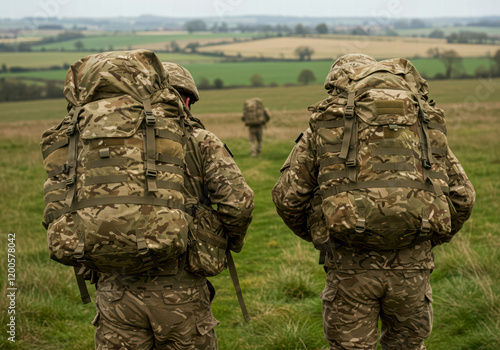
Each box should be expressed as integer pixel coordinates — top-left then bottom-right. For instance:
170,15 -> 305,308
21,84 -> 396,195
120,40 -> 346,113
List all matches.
344,106 -> 355,118
346,158 -> 357,167
145,169 -> 157,178
65,174 -> 76,186
66,122 -> 76,135
145,112 -> 156,126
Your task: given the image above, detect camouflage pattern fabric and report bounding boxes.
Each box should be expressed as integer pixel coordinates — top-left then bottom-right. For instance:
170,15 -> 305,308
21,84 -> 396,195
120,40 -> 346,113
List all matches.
183,120 -> 254,254
242,98 -> 270,126
162,62 -> 200,103
94,271 -> 218,350
248,125 -> 263,157
41,50 -> 189,274
272,54 -> 475,349
308,56 -> 459,250
321,269 -> 432,350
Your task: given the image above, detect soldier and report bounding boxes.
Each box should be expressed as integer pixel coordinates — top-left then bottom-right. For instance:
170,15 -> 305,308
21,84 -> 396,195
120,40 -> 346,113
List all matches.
241,97 -> 271,157
272,54 -> 475,349
93,62 -> 254,350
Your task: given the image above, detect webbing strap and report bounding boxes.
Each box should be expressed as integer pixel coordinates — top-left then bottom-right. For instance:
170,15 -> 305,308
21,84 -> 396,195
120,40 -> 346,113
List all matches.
84,175 -> 128,186
226,251 -> 251,323
319,156 -> 344,169
322,180 -> 449,199
156,164 -> 184,175
44,195 -> 185,224
85,158 -> 127,169
65,107 -> 82,207
42,138 -> 70,159
46,164 -> 69,178
157,181 -> 183,192
315,119 -> 344,129
157,154 -> 184,167
353,191 -> 366,234
372,148 -> 413,157
319,144 -> 342,156
143,98 -> 158,193
431,146 -> 447,157
339,92 -> 356,161
73,266 -> 91,304
44,181 -> 67,195
155,129 -> 183,143
373,163 -> 414,172
429,171 -> 448,181
417,98 -> 433,169
196,230 -> 228,250
318,169 -> 348,184
44,192 -> 66,205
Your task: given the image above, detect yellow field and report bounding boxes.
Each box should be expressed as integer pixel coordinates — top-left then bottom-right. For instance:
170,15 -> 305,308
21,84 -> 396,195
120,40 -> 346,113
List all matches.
198,36 -> 498,59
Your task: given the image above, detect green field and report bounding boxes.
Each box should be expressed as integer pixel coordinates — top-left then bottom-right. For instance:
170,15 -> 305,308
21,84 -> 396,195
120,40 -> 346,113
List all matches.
0,79 -> 499,349
396,26 -> 500,37
30,32 -> 260,51
0,52 -> 219,69
0,57 -> 493,87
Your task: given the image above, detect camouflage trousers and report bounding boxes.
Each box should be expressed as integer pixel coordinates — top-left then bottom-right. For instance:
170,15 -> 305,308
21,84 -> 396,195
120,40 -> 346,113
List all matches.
248,125 -> 263,157
321,269 -> 433,350
93,275 -> 219,350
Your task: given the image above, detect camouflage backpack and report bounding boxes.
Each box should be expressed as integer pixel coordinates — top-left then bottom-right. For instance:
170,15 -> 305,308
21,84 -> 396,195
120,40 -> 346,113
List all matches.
41,50 -> 189,274
242,97 -> 268,126
309,54 -> 452,250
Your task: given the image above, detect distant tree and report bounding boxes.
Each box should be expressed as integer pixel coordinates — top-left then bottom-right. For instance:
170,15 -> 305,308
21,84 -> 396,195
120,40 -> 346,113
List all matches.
298,69 -> 316,85
294,46 -> 314,61
46,81 -> 62,99
185,19 -> 207,34
492,49 -> 500,76
185,42 -> 200,53
410,19 -> 426,28
351,26 -> 369,36
250,74 -> 264,87
169,40 -> 180,53
294,24 -> 308,35
426,47 -> 440,59
74,40 -> 85,51
198,77 -> 210,90
439,50 -> 463,78
213,78 -> 224,89
428,29 -> 445,39
1,64 -> 6,73
315,23 -> 328,34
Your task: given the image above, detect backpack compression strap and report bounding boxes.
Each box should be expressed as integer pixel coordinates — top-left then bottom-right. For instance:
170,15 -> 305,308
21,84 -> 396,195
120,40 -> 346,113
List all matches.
226,250 -> 251,322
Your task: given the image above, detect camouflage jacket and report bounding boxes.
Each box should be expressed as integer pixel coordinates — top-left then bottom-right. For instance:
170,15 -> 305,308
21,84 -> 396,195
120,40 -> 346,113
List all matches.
183,116 -> 254,252
272,127 -> 475,270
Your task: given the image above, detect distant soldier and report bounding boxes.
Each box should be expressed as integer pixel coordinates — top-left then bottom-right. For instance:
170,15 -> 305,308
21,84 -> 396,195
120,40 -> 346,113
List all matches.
241,97 -> 271,157
92,62 -> 254,350
272,54 -> 475,349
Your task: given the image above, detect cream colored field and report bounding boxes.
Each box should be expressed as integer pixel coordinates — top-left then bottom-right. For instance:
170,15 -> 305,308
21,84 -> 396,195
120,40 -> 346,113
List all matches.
198,36 -> 498,59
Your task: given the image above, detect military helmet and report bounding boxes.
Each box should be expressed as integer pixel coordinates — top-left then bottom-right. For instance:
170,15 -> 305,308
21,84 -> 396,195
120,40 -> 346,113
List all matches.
162,62 -> 200,103
324,53 -> 377,92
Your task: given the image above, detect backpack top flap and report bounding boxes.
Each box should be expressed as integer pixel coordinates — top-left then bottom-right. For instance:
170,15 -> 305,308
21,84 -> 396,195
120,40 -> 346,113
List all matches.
325,57 -> 429,97
64,49 -> 171,107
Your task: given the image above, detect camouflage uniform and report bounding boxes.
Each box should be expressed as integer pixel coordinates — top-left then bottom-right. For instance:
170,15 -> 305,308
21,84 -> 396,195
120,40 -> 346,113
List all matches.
93,62 -> 254,350
242,98 -> 271,157
272,54 -> 475,350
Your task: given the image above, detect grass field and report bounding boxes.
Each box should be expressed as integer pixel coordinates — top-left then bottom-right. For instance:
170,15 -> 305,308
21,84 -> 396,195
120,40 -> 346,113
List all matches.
198,35 -> 499,59
0,57 -> 494,87
0,79 -> 499,349
29,32 -> 260,52
0,52 -> 220,69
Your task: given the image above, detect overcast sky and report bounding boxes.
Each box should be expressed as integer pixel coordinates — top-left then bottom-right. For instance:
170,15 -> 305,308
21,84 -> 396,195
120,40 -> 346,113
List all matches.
2,0 -> 500,19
